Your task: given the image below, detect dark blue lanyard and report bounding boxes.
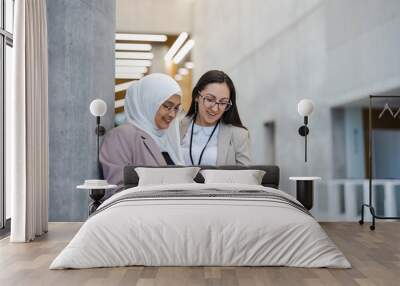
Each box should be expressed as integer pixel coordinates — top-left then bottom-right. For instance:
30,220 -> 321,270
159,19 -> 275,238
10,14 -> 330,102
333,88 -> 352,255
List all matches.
189,119 -> 219,165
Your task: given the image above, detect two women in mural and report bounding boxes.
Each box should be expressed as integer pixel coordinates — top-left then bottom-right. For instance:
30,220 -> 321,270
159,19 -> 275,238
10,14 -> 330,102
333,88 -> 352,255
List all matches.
100,70 -> 251,187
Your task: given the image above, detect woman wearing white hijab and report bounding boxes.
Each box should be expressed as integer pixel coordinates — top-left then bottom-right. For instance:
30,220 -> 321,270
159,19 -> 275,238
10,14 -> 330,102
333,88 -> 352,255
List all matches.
100,73 -> 183,186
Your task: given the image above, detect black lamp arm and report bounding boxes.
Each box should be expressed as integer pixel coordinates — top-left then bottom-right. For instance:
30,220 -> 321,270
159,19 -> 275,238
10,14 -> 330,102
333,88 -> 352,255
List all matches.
298,116 -> 309,162
95,116 -> 106,178
298,116 -> 309,136
95,115 -> 106,136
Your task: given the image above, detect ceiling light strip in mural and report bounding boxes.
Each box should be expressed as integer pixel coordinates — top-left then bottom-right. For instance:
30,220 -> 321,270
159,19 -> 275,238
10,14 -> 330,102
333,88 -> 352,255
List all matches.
115,43 -> 152,51
114,32 -> 194,120
164,32 -> 188,62
115,33 -> 167,42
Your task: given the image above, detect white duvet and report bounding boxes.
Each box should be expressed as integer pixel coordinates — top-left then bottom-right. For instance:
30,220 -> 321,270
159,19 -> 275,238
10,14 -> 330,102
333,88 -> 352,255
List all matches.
50,183 -> 351,269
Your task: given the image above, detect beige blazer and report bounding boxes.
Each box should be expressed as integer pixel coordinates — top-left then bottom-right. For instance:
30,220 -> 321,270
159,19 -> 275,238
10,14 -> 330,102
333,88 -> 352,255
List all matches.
100,124 -> 167,185
180,116 -> 251,166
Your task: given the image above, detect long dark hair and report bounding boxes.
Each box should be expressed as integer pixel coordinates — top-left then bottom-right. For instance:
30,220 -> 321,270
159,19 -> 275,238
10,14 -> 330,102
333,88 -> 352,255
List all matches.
186,70 -> 246,129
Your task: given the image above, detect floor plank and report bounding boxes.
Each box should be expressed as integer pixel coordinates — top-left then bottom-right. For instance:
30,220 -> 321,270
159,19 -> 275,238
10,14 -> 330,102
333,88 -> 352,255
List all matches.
0,222 -> 399,286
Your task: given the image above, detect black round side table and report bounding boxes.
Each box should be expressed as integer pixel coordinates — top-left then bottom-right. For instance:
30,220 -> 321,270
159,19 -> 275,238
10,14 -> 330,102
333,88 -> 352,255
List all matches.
77,182 -> 117,215
289,177 -> 321,210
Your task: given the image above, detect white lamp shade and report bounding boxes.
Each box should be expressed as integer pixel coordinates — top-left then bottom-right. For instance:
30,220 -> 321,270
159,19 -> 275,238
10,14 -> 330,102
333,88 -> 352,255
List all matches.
90,99 -> 107,117
297,99 -> 314,116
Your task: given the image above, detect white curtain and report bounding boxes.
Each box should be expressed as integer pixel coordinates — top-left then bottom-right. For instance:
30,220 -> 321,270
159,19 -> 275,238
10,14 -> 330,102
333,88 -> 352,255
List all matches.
9,0 -> 49,242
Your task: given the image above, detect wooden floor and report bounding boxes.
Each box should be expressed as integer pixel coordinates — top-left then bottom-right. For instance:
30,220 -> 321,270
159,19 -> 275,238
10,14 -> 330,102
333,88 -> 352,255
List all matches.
0,222 -> 399,286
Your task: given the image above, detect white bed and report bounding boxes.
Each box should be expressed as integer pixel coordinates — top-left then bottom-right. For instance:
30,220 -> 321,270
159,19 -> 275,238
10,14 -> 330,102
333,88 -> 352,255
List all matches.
50,183 -> 351,269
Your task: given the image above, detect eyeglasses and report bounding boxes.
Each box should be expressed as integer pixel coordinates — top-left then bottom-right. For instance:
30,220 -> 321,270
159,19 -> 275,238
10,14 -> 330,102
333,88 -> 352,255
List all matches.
199,94 -> 232,111
161,103 -> 182,114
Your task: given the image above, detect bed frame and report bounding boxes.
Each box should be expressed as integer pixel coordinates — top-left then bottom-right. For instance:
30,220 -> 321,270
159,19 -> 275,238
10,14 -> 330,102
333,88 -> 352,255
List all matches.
123,165 -> 280,189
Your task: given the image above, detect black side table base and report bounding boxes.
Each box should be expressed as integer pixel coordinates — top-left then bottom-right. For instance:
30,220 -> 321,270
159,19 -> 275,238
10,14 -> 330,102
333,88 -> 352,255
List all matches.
296,181 -> 314,210
88,189 -> 105,215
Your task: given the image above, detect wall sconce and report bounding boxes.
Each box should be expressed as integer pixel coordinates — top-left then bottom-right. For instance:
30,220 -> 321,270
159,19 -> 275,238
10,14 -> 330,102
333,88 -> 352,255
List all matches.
297,99 -> 314,162
90,99 -> 107,166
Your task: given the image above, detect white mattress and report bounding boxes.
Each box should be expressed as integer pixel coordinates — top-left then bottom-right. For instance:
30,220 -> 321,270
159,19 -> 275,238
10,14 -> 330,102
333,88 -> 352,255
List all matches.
50,183 -> 351,269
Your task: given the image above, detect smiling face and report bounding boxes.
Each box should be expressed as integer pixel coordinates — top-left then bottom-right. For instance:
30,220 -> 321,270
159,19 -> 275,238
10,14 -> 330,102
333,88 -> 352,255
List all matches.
195,82 -> 231,126
154,94 -> 181,129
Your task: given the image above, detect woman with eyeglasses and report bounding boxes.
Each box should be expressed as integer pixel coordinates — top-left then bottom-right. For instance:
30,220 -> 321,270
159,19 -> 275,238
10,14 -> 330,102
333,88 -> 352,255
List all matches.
100,73 -> 184,186
180,70 -> 251,166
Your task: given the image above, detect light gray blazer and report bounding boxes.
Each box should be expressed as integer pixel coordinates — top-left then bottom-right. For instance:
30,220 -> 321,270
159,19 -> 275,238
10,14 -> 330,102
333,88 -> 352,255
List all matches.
100,124 -> 166,185
180,116 -> 251,166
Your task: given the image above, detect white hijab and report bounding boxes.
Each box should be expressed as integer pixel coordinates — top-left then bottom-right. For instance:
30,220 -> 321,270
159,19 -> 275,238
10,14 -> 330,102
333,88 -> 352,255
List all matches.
124,73 -> 184,165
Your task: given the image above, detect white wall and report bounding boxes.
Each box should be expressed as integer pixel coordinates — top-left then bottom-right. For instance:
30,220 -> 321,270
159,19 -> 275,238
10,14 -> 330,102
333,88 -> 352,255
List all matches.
192,0 -> 400,218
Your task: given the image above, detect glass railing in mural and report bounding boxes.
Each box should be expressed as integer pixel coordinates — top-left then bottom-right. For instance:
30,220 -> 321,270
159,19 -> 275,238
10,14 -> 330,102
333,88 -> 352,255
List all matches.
320,179 -> 400,221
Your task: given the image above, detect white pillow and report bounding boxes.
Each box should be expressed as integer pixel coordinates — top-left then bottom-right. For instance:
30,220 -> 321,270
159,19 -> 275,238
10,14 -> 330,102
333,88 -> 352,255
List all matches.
135,167 -> 201,186
200,169 -> 266,185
